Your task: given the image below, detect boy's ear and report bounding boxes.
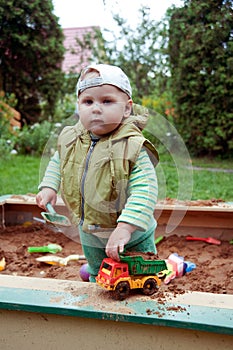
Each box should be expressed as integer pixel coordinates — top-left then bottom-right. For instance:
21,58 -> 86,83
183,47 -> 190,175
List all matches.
124,99 -> 133,118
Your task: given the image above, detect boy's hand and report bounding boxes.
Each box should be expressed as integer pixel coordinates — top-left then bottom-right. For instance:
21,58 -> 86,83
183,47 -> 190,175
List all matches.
36,188 -> 57,210
105,223 -> 136,261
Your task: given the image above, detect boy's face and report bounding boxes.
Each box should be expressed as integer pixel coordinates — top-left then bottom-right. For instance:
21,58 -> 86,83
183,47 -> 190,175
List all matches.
78,84 -> 132,136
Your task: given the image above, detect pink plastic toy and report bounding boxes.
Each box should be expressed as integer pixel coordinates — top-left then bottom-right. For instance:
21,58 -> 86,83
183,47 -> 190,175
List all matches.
163,253 -> 196,284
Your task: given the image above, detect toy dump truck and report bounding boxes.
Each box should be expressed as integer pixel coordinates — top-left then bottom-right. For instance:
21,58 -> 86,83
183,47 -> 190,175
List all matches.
96,253 -> 167,300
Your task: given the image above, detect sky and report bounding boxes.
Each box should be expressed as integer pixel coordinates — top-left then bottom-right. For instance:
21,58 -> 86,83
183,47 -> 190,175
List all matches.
52,0 -> 184,30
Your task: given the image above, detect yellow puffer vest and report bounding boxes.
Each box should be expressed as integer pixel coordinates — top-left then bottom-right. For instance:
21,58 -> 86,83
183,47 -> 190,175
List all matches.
58,117 -> 159,232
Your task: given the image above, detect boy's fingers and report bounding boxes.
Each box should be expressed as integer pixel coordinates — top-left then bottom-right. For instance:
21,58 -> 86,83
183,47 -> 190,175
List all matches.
119,244 -> 124,253
106,245 -> 120,261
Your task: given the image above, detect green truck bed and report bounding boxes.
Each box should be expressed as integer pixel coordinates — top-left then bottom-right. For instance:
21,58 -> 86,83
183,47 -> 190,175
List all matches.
120,254 -> 167,275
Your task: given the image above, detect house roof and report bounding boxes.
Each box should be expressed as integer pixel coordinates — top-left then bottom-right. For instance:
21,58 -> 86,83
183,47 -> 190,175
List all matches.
62,26 -> 99,74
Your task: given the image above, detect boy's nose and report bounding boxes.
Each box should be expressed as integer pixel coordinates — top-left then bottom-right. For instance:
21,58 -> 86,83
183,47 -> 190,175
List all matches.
92,102 -> 102,111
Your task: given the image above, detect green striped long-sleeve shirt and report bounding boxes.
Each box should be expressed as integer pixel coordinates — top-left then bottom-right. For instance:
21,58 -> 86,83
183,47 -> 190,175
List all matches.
39,148 -> 158,231
117,148 -> 158,230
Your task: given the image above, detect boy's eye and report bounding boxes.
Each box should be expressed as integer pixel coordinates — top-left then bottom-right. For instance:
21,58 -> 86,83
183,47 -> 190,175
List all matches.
85,99 -> 93,105
81,98 -> 115,106
103,99 -> 112,104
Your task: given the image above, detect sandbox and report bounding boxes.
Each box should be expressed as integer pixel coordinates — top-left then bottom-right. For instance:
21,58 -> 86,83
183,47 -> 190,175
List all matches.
0,195 -> 232,349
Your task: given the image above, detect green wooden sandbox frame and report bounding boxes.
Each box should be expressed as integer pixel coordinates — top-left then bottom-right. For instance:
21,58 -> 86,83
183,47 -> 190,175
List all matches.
0,196 -> 232,349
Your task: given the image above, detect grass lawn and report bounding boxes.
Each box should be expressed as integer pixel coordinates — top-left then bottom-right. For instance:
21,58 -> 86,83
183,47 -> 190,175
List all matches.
0,155 -> 41,195
0,154 -> 233,201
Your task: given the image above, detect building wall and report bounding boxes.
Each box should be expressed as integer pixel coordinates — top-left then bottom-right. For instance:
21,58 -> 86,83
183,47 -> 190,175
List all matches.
62,26 -> 99,74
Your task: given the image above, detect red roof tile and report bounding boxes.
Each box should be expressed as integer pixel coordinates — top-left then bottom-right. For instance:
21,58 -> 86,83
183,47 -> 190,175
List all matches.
62,26 -> 99,74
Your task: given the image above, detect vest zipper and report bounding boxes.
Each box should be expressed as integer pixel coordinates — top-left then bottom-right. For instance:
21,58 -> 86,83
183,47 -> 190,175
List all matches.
80,139 -> 98,225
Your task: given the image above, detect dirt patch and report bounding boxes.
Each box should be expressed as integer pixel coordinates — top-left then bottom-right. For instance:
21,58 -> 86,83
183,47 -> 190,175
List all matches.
0,222 -> 232,295
158,197 -> 229,207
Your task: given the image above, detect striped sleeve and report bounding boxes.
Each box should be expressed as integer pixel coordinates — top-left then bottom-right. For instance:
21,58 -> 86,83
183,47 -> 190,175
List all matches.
38,151 -> 61,192
117,147 -> 158,231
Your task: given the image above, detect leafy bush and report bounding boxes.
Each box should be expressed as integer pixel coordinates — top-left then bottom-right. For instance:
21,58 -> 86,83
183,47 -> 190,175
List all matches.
15,121 -> 54,155
141,93 -> 176,154
0,92 -> 20,159
51,93 -> 77,122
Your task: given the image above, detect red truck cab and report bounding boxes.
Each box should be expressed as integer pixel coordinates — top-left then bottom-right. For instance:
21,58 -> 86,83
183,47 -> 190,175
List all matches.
96,258 -> 129,289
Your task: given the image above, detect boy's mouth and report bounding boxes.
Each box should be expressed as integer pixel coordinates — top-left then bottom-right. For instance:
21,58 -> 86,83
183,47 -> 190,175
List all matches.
90,116 -> 105,123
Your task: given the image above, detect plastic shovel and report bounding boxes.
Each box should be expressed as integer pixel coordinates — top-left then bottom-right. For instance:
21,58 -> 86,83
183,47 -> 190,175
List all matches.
36,254 -> 86,266
155,235 -> 164,245
186,236 -> 221,245
28,243 -> 63,254
41,203 -> 71,227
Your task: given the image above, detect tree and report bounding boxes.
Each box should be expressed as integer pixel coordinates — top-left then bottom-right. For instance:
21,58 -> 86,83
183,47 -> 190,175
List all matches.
78,6 -> 167,104
168,0 -> 233,157
0,0 -> 65,124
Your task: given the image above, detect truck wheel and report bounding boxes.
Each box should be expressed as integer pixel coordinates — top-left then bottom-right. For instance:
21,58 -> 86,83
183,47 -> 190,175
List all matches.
142,278 -> 158,296
114,281 -> 130,300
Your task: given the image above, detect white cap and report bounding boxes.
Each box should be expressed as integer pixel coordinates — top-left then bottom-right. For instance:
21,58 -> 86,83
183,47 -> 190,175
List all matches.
76,64 -> 132,98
